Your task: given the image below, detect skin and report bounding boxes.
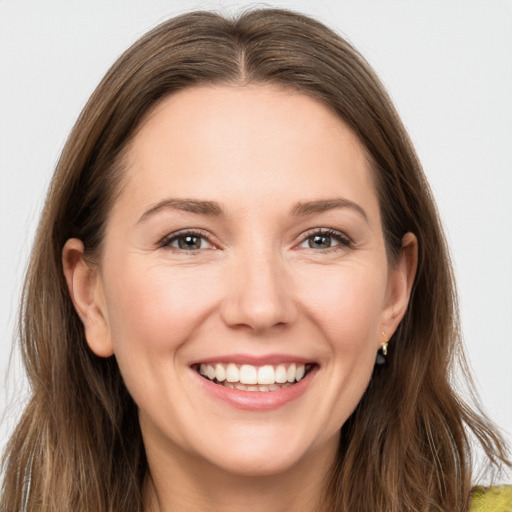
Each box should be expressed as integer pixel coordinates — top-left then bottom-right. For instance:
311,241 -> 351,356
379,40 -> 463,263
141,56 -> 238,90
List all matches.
63,84 -> 417,512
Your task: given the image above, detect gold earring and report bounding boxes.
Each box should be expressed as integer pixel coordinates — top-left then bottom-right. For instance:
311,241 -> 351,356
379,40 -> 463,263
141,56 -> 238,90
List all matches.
376,332 -> 389,365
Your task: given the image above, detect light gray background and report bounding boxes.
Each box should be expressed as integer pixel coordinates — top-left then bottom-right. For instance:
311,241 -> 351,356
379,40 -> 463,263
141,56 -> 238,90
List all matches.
1,0 -> 511,465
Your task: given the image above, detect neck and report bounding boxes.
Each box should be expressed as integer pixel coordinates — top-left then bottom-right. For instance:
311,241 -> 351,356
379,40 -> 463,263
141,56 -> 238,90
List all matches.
143,436 -> 337,512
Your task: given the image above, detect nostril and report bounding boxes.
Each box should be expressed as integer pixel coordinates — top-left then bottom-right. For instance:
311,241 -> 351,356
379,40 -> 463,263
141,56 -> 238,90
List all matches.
219,267 -> 298,332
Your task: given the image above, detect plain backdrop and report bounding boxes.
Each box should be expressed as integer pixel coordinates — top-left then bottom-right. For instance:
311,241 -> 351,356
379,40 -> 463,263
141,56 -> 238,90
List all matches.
1,0 -> 511,465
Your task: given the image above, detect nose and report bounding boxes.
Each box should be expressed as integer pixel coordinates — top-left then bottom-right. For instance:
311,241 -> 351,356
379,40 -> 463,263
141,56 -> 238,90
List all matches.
220,248 -> 298,334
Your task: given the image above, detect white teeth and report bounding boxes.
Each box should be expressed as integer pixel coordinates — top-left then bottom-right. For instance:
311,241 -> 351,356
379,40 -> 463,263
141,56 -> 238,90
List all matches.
206,365 -> 216,381
240,364 -> 258,384
226,363 -> 239,382
275,365 -> 287,383
287,363 -> 296,383
215,364 -> 226,382
257,365 -> 275,385
197,362 -> 311,388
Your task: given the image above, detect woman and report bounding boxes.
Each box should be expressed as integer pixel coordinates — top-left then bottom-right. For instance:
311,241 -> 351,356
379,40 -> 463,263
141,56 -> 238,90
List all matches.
1,8 -> 510,512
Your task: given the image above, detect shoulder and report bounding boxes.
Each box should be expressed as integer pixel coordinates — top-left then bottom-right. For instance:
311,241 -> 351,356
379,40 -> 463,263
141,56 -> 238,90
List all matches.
470,485 -> 512,512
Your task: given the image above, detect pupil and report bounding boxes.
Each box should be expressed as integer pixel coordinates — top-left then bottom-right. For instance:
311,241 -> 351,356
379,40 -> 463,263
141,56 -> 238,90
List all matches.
310,234 -> 331,249
179,235 -> 201,250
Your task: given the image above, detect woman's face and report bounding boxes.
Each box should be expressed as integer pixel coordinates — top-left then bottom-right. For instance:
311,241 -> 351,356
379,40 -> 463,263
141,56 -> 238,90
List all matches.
66,84 -> 415,478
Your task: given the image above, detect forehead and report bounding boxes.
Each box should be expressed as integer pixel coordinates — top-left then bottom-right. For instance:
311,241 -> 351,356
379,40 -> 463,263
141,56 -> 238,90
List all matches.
117,84 -> 378,219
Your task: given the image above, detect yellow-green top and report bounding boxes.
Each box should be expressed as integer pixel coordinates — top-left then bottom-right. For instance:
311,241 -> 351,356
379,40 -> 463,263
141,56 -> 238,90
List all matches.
470,485 -> 512,512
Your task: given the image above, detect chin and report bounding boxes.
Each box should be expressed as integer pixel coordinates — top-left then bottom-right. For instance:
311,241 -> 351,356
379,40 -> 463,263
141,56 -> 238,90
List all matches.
206,448 -> 310,478
184,422 -> 336,479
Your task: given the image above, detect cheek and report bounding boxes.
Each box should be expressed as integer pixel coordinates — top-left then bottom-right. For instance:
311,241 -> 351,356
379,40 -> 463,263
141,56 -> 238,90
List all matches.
103,261 -> 220,354
101,261 -> 223,420
298,263 -> 387,350
284,263 -> 389,442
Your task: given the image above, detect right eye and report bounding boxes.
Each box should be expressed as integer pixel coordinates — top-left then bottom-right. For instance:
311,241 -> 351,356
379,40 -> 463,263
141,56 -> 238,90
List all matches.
159,230 -> 215,252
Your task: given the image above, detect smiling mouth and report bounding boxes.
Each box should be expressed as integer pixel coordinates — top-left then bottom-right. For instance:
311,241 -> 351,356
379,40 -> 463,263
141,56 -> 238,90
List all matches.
193,362 -> 315,392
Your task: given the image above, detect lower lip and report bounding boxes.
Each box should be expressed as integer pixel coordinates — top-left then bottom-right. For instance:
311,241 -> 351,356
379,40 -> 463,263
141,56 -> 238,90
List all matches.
192,366 -> 318,411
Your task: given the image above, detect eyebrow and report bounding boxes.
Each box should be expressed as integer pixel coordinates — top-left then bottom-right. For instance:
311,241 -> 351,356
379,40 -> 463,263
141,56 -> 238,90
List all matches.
138,198 -> 224,223
290,198 -> 368,222
138,197 -> 368,223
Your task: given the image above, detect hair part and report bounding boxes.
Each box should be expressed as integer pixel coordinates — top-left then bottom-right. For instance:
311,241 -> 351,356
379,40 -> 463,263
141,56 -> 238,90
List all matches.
2,8 -> 509,512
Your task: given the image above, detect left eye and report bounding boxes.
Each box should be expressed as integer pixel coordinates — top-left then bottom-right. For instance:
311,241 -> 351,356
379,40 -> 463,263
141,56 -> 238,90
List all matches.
299,230 -> 350,250
161,231 -> 214,251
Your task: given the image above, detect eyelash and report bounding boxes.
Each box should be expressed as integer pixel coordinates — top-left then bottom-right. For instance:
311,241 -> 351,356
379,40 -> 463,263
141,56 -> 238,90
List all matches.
297,228 -> 353,252
158,228 -> 353,253
159,229 -> 214,253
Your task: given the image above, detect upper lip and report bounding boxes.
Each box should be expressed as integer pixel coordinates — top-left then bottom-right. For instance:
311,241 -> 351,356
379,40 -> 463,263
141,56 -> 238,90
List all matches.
189,353 -> 317,366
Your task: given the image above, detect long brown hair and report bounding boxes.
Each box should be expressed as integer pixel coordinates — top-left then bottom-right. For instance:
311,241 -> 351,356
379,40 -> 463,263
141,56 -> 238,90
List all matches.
1,9 -> 509,512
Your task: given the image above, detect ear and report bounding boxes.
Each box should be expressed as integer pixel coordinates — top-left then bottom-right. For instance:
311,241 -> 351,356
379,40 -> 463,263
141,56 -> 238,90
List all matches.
62,238 -> 114,357
379,232 -> 418,342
